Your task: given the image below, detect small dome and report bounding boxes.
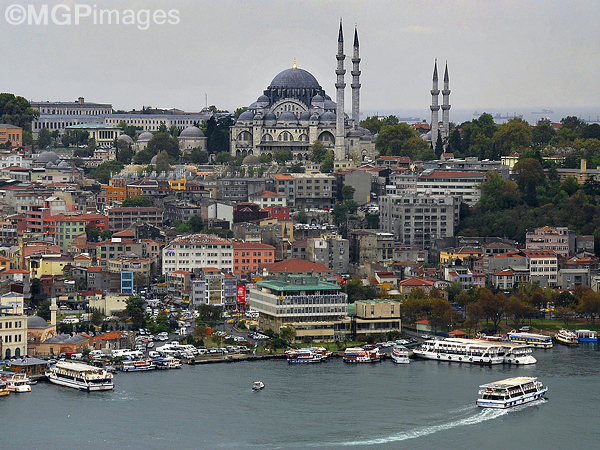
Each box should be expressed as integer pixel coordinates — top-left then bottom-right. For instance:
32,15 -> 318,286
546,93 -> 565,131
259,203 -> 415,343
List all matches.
320,111 -> 336,122
36,151 -> 60,164
310,113 -> 320,121
137,131 -> 154,141
264,112 -> 276,124
257,95 -> 270,107
238,110 -> 255,121
28,315 -> 51,329
242,155 -> 260,166
324,99 -> 337,110
118,134 -> 134,144
45,161 -> 54,168
180,126 -> 205,138
348,128 -> 363,137
311,94 -> 324,104
299,111 -> 311,121
57,160 -> 70,169
278,112 -> 298,124
150,155 -> 158,165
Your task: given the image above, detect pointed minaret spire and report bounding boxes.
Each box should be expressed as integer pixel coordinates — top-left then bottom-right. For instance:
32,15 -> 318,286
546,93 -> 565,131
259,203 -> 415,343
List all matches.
335,18 -> 346,160
441,61 -> 451,143
351,24 -> 361,127
430,59 -> 440,149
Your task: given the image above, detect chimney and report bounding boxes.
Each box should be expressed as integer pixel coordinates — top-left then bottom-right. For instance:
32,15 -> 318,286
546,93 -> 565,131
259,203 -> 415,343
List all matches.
78,97 -> 84,105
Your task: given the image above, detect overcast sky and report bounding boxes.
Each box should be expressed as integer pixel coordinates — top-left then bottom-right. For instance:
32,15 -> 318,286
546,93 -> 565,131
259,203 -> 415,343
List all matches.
3,0 -> 600,119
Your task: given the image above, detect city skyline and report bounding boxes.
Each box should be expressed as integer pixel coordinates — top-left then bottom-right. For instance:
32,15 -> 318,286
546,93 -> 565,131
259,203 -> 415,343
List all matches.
3,0 -> 600,117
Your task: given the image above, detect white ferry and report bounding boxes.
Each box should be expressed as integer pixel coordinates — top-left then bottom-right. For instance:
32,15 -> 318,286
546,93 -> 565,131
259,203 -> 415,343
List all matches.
574,329 -> 597,342
45,361 -> 114,392
554,329 -> 579,347
502,343 -> 536,365
413,338 -> 505,365
0,373 -> 32,393
285,347 -> 329,363
343,347 -> 381,363
506,331 -> 553,348
391,345 -> 410,364
120,359 -> 156,372
476,377 -> 548,408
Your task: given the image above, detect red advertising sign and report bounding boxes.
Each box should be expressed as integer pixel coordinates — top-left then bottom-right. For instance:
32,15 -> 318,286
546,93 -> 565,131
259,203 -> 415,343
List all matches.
236,285 -> 246,305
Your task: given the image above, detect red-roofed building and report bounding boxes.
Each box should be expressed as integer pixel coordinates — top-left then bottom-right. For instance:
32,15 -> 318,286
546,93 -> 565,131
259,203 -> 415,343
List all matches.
491,270 -> 515,290
264,206 -> 290,221
248,190 -> 287,209
398,277 -> 435,298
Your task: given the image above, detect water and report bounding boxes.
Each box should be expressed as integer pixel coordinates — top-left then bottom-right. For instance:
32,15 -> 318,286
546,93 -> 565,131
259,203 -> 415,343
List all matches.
2,344 -> 599,449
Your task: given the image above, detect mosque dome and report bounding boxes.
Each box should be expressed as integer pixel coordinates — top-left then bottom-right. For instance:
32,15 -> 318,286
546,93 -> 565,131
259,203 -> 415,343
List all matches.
278,112 -> 298,124
36,151 -> 60,164
137,131 -> 154,141
118,134 -> 134,144
268,67 -> 321,90
311,94 -> 324,104
324,99 -> 337,110
28,315 -> 51,329
150,155 -> 158,165
180,126 -> 205,138
242,155 -> 260,166
238,110 -> 255,121
256,95 -> 270,107
299,111 -> 311,121
320,111 -> 336,122
57,161 -> 70,169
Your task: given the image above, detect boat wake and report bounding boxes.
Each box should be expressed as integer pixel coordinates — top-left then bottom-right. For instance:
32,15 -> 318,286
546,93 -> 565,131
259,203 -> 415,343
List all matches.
316,399 -> 547,447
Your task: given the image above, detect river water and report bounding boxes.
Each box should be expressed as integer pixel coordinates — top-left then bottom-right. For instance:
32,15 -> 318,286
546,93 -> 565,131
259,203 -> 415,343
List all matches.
2,344 -> 599,449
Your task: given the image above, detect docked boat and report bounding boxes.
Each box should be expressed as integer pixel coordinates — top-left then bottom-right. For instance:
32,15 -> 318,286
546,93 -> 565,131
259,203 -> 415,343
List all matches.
413,338 -> 505,365
391,345 -> 410,364
285,347 -> 330,363
0,373 -> 32,393
476,377 -> 548,409
574,329 -> 597,342
152,357 -> 182,369
554,329 -> 579,346
252,381 -> 265,391
0,381 -> 9,396
45,361 -> 114,392
501,343 -> 536,365
506,331 -> 553,348
120,359 -> 156,372
343,347 -> 382,363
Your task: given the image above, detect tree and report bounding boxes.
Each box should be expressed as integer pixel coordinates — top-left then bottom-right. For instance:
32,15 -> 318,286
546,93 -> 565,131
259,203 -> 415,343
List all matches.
101,229 -> 113,240
359,116 -> 383,134
187,214 -> 204,232
309,140 -> 327,163
297,209 -> 308,224
125,295 -> 145,329
273,148 -> 293,164
376,123 -> 417,156
122,196 -> 152,207
492,118 -> 533,156
86,224 -> 100,242
342,185 -> 356,202
0,93 -> 39,130
155,150 -> 171,173
37,301 -> 51,321
37,127 -> 52,149
279,326 -> 296,345
345,276 -> 366,303
193,323 -> 210,341
190,148 -> 209,164
512,158 -> 546,206
134,273 -> 147,289
91,309 -> 103,326
214,151 -> 232,164
320,150 -> 335,173
197,304 -> 222,325
479,290 -> 508,332
146,131 -> 180,161
31,277 -> 41,298
287,161 -> 305,173
532,120 -> 556,146
88,160 -> 124,185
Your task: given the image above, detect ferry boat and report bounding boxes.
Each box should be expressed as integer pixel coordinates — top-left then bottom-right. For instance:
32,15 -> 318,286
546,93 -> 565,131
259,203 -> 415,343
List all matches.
152,357 -> 182,369
45,361 -> 114,392
476,377 -> 548,409
391,345 -> 410,364
554,329 -> 579,346
285,347 -> 330,363
0,373 -> 32,393
506,331 -> 553,349
574,329 -> 597,342
413,338 -> 505,365
120,359 -> 156,372
343,347 -> 381,363
501,343 -> 536,365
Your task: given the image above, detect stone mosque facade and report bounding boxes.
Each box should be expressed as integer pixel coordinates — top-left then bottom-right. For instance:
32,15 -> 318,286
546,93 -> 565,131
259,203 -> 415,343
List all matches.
230,22 -> 376,163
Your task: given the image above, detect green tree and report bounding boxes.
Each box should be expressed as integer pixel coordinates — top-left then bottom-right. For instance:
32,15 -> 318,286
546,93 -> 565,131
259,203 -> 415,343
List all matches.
88,160 -> 124,185
146,131 -> 180,161
345,276 -> 366,303
297,209 -> 308,224
214,151 -> 232,164
0,93 -> 39,130
155,150 -> 171,173
447,129 -> 462,154
125,295 -> 145,329
532,121 -> 556,146
320,150 -> 335,173
197,304 -> 222,325
279,326 -> 296,345
190,148 -> 209,164
91,309 -> 103,326
492,118 -> 533,156
342,185 -> 356,201
187,214 -> 204,232
287,161 -> 305,173
273,148 -> 293,164
86,224 -> 100,242
37,127 -> 52,149
309,140 -> 327,163
122,196 -> 152,207
376,123 -> 417,156
512,158 -> 546,206
37,301 -> 51,321
359,116 -> 383,134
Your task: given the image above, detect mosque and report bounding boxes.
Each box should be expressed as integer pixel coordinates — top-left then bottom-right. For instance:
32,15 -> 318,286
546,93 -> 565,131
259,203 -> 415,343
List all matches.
229,22 -> 377,163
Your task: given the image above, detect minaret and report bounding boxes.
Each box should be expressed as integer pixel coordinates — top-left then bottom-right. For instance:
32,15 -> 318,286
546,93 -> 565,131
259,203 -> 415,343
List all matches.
335,19 -> 346,160
441,61 -> 451,141
351,25 -> 361,127
430,59 -> 440,147
50,296 -> 58,326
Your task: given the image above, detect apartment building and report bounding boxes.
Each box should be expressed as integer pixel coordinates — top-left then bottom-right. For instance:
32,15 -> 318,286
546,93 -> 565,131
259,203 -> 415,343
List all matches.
307,233 -> 350,275
162,234 -> 233,275
289,173 -> 335,210
107,207 -> 163,230
232,242 -> 275,278
525,226 -> 575,257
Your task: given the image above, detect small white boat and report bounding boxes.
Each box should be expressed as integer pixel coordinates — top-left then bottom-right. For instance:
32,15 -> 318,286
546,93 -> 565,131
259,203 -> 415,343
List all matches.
554,329 -> 579,347
502,343 -> 536,365
391,345 -> 410,364
476,377 -> 548,409
1,374 -> 31,393
120,359 -> 156,372
343,347 -> 381,363
252,381 -> 265,391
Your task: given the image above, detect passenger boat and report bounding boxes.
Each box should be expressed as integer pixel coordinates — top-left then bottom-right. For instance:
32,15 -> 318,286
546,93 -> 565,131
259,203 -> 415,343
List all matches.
476,377 -> 548,408
413,338 -> 505,365
574,329 -> 597,342
0,373 -> 32,393
285,347 -> 330,363
343,347 -> 381,363
45,361 -> 114,392
391,345 -> 410,364
0,381 -> 9,396
554,329 -> 579,346
120,359 -> 156,372
506,331 -> 553,348
152,357 -> 182,369
501,343 -> 536,365
252,381 -> 265,391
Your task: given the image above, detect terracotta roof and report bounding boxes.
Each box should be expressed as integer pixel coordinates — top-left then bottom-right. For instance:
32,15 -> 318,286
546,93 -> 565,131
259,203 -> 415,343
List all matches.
232,242 -> 275,250
169,270 -> 192,275
272,174 -> 293,180
492,270 -> 514,276
3,269 -> 29,274
92,331 -> 126,341
398,277 -> 435,287
264,259 -> 332,273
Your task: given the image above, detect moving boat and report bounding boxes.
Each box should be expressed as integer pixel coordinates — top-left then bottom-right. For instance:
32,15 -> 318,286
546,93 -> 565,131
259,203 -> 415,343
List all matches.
252,381 -> 265,391
120,359 -> 156,372
413,338 -> 505,365
476,377 -> 548,409
45,361 -> 114,392
506,331 -> 553,348
574,329 -> 597,342
554,329 -> 579,347
391,345 -> 410,364
343,347 -> 381,363
0,373 -> 32,393
285,347 -> 330,363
